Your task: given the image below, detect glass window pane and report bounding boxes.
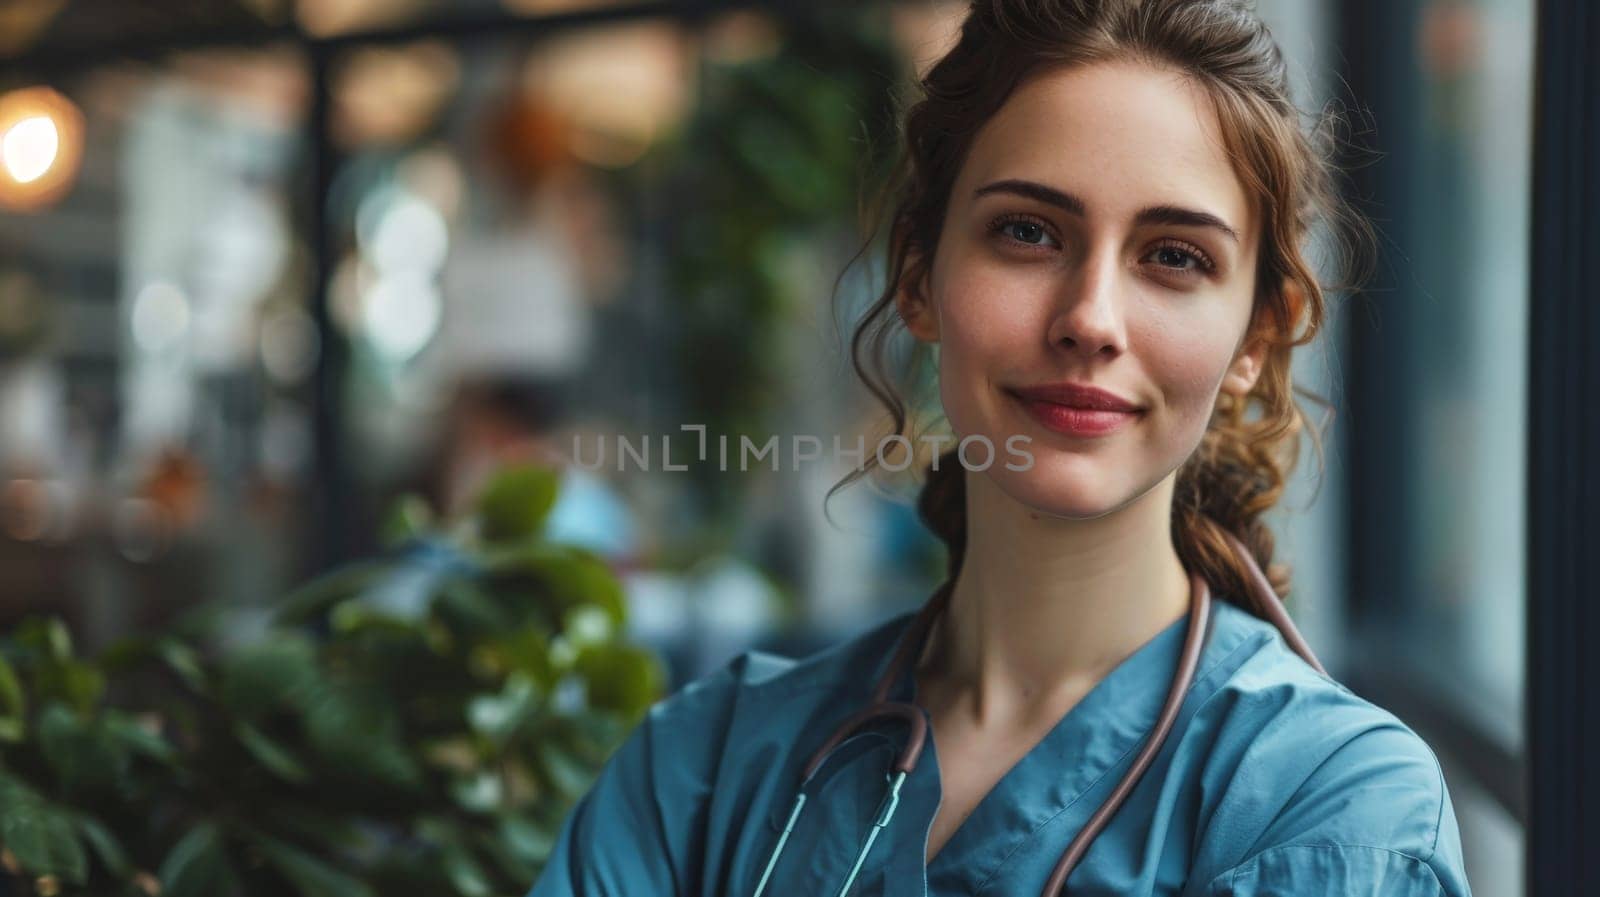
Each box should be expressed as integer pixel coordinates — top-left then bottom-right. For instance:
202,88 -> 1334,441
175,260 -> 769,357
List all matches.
0,47 -> 314,647
1404,0 -> 1531,750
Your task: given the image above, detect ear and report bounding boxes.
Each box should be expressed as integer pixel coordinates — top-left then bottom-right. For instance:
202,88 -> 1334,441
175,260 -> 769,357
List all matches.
1219,279 -> 1297,399
895,248 -> 940,344
1220,333 -> 1267,398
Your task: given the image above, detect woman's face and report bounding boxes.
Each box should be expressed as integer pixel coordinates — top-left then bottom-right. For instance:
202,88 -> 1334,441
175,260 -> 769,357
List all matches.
899,60 -> 1270,519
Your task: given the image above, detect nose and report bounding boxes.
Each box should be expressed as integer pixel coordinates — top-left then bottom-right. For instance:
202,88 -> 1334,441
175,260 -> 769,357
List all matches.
1045,247 -> 1128,358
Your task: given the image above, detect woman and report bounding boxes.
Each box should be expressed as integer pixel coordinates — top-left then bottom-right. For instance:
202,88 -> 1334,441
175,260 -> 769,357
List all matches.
528,0 -> 1472,894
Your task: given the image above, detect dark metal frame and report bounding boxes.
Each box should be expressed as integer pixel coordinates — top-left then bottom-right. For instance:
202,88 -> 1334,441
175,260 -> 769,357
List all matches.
1336,0 -> 1426,643
1524,1 -> 1598,893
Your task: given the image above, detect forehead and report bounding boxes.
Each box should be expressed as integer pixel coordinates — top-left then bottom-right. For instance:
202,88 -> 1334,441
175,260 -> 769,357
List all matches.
957,59 -> 1255,239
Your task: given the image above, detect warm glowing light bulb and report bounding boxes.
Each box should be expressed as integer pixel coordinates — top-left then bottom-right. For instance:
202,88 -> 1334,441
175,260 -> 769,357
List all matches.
0,87 -> 84,211
2,115 -> 59,184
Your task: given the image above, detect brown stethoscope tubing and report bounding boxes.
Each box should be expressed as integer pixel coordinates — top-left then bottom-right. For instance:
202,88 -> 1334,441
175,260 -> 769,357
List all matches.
763,530 -> 1326,897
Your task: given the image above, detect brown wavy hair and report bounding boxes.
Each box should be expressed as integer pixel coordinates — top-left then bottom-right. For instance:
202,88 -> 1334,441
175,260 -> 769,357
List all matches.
827,0 -> 1373,611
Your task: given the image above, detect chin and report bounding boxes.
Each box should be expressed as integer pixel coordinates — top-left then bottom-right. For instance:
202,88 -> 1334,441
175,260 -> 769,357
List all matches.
981,457 -> 1135,522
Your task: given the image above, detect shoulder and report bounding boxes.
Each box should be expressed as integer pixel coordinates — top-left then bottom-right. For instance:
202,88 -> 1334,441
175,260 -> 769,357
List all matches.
1182,601 -> 1470,896
628,606 -> 916,762
530,612 -> 919,895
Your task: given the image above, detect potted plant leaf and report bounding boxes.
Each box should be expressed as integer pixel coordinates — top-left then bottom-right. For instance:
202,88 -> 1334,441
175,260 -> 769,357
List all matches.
0,462 -> 663,896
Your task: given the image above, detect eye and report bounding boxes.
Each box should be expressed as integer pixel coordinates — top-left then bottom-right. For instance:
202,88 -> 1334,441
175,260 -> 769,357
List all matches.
1145,239 -> 1216,277
987,214 -> 1060,250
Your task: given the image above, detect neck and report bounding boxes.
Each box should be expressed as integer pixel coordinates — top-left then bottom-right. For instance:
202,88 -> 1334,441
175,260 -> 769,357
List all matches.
914,468 -> 1191,727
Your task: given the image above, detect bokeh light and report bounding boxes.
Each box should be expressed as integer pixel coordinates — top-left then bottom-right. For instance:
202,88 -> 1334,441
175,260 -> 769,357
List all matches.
1,115 -> 58,183
0,86 -> 85,212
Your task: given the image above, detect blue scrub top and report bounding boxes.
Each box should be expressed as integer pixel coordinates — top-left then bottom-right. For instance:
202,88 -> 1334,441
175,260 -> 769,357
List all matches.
528,595 -> 1473,896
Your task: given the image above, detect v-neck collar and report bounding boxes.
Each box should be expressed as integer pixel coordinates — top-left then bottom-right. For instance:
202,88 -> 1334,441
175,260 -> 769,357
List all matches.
877,601 -> 1203,895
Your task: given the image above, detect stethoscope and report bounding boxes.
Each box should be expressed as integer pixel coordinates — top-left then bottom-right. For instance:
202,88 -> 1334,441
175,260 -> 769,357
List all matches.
750,530 -> 1326,897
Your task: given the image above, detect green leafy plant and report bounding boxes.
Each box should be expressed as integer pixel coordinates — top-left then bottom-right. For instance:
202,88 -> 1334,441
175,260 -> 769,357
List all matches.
0,463 -> 664,896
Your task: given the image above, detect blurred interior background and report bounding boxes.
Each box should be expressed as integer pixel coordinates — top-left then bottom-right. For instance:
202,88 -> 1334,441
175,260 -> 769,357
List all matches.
0,1 -> 1539,894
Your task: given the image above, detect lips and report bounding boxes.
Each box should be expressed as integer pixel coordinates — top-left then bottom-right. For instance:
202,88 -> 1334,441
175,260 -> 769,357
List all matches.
1006,382 -> 1144,438
1007,382 -> 1143,412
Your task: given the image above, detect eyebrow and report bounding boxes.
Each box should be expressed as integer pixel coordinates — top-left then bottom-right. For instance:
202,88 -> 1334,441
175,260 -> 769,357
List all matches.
972,178 -> 1241,245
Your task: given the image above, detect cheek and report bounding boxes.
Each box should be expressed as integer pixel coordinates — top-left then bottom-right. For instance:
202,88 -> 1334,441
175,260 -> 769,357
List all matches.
929,268 -> 1040,435
1139,312 -> 1241,431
